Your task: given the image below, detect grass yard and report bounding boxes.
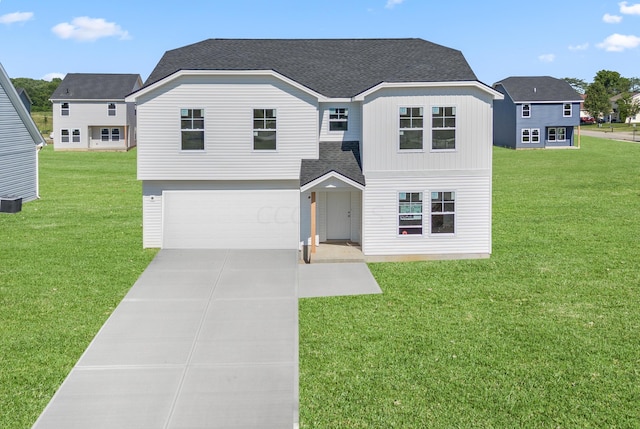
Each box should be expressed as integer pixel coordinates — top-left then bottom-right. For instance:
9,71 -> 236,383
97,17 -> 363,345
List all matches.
299,138 -> 640,428
0,147 -> 157,428
0,138 -> 639,428
30,111 -> 53,137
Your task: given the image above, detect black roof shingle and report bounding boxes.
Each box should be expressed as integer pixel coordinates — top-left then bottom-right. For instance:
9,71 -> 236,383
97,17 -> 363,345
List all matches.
143,38 -> 478,98
300,141 -> 364,187
493,76 -> 583,103
51,73 -> 141,100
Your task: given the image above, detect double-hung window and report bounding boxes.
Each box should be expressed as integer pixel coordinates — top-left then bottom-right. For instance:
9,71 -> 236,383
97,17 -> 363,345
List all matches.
329,108 -> 348,131
253,109 -> 277,150
101,128 -> 120,141
521,128 -> 540,144
548,127 -> 566,142
522,104 -> 531,118
180,109 -> 204,151
398,192 -> 423,235
563,103 -> 571,117
61,102 -> 69,116
72,129 -> 80,143
399,107 -> 423,150
430,191 -> 455,234
432,106 -> 456,150
61,129 -> 70,143
108,103 -> 116,116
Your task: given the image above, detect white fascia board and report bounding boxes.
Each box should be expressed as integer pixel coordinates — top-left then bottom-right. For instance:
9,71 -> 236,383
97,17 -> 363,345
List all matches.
125,69 -> 326,102
301,171 -> 365,193
353,81 -> 504,101
517,100 -> 584,104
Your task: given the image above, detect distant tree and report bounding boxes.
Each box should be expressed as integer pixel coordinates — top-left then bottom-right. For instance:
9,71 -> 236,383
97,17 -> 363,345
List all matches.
9,77 -> 62,112
584,81 -> 611,119
563,77 -> 588,94
617,93 -> 640,124
593,70 -> 631,96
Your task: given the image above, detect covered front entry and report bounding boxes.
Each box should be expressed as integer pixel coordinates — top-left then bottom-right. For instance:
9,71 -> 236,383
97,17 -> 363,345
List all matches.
326,191 -> 352,240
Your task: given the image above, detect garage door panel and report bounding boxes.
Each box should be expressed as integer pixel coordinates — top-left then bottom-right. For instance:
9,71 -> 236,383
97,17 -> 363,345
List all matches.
163,190 -> 299,249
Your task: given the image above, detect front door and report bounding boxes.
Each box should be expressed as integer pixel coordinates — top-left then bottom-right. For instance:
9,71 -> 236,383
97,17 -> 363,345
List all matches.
326,192 -> 351,240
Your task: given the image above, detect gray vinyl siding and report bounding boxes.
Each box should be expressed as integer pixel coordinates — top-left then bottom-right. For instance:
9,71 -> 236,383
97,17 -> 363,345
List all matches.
135,75 -> 318,181
492,87 -> 516,148
362,174 -> 492,256
361,86 -> 494,173
319,102 -> 362,142
0,83 -> 38,202
516,103 -> 579,148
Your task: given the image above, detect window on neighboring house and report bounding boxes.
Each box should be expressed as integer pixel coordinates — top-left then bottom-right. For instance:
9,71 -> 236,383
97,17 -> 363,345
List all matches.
180,108 -> 205,150
111,128 -> 120,141
72,129 -> 80,143
329,108 -> 348,131
253,109 -> 277,150
102,128 -> 120,141
399,107 -> 423,150
61,102 -> 69,116
522,104 -> 531,118
398,192 -> 423,235
431,191 -> 455,234
432,106 -> 456,150
108,103 -> 116,116
61,129 -> 70,143
521,128 -> 540,143
563,103 -> 571,117
547,127 -> 566,142
101,128 -> 109,141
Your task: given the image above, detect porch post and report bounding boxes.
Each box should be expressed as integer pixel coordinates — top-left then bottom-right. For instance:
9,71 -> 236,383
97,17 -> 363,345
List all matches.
311,191 -> 317,253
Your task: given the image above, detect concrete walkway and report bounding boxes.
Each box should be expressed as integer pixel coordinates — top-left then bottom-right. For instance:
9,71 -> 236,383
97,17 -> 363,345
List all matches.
31,250 -> 381,429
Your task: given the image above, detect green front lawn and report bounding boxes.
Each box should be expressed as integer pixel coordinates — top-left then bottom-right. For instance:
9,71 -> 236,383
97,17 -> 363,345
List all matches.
1,139 -> 639,428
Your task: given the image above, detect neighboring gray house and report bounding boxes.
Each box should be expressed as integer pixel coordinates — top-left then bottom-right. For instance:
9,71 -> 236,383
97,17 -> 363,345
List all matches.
50,73 -> 142,151
0,62 -> 44,204
493,76 -> 582,149
125,38 -> 503,259
15,88 -> 32,114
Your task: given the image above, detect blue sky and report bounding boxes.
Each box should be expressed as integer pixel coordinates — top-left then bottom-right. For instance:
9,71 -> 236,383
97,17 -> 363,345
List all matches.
1,0 -> 639,86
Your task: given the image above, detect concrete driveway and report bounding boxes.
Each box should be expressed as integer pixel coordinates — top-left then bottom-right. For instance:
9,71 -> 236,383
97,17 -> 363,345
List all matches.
31,249 -> 381,429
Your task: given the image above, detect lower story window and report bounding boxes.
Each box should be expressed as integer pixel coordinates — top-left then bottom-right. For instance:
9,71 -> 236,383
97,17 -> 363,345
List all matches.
430,191 -> 455,234
398,192 -> 423,235
101,128 -> 121,141
61,129 -> 69,143
547,127 -> 566,142
72,129 -> 80,143
521,128 -> 540,143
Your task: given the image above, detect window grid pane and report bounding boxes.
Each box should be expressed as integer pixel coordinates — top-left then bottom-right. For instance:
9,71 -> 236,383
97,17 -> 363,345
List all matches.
431,191 -> 455,234
399,107 -> 423,150
432,106 -> 456,150
253,109 -> 277,150
398,192 -> 423,235
181,108 -> 205,150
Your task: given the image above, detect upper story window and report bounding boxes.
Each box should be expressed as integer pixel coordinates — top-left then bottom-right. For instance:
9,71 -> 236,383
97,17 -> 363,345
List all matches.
180,109 -> 204,151
329,108 -> 348,131
430,191 -> 455,234
399,107 -> 423,150
563,103 -> 572,117
522,104 -> 531,118
108,103 -> 116,116
253,109 -> 277,150
61,102 -> 69,116
431,106 -> 456,150
398,192 -> 423,235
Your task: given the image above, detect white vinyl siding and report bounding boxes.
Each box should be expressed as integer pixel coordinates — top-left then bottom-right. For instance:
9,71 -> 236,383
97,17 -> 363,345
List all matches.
136,75 -> 318,180
319,102 -> 362,142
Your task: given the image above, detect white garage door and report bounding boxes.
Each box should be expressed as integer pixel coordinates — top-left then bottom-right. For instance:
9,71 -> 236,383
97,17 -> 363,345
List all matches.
162,190 -> 300,249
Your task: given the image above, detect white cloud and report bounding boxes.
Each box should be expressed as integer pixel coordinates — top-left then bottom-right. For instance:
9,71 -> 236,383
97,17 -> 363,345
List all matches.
568,43 -> 589,51
385,0 -> 405,9
619,1 -> 640,15
52,17 -> 131,42
538,54 -> 555,63
603,13 -> 623,23
42,73 -> 65,81
597,33 -> 640,51
0,11 -> 34,24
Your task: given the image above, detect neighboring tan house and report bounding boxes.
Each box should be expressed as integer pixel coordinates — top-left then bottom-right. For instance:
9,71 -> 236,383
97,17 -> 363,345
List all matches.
0,62 -> 45,208
50,73 -> 142,151
493,76 -> 582,149
125,38 -> 503,259
610,92 -> 640,124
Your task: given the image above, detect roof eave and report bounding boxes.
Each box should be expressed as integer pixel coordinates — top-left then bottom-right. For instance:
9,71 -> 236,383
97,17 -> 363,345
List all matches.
353,80 -> 504,101
301,171 -> 365,192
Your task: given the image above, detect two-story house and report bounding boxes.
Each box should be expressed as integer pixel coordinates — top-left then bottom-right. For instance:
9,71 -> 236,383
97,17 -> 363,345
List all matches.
493,76 -> 582,149
0,62 -> 44,209
125,38 -> 503,259
50,73 -> 142,151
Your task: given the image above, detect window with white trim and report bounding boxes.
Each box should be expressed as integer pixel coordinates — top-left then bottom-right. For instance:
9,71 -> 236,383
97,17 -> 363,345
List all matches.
108,103 -> 116,116
522,104 -> 530,118
101,128 -> 120,141
253,109 -> 277,150
180,108 -> 204,150
399,107 -> 423,150
61,129 -> 69,143
72,129 -> 80,143
430,191 -> 455,234
398,192 -> 423,235
563,103 -> 571,117
432,106 -> 456,150
521,128 -> 540,144
329,108 -> 348,131
548,127 -> 566,142
61,102 -> 69,116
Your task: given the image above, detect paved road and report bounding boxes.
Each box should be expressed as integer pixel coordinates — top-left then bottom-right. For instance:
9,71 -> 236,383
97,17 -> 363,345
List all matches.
580,128 -> 640,143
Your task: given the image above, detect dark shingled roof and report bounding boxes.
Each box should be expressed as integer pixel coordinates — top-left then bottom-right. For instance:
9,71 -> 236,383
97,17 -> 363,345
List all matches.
301,141 -> 365,187
51,73 -> 141,100
493,76 -> 583,103
143,38 -> 478,98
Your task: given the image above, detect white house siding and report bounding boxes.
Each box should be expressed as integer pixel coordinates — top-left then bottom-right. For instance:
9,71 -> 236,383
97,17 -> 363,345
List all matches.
318,102 -> 362,142
0,84 -> 38,202
299,188 -> 362,246
362,86 -> 494,173
52,101 -> 132,150
142,180 -> 299,249
135,75 -> 319,181
362,173 -> 491,256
